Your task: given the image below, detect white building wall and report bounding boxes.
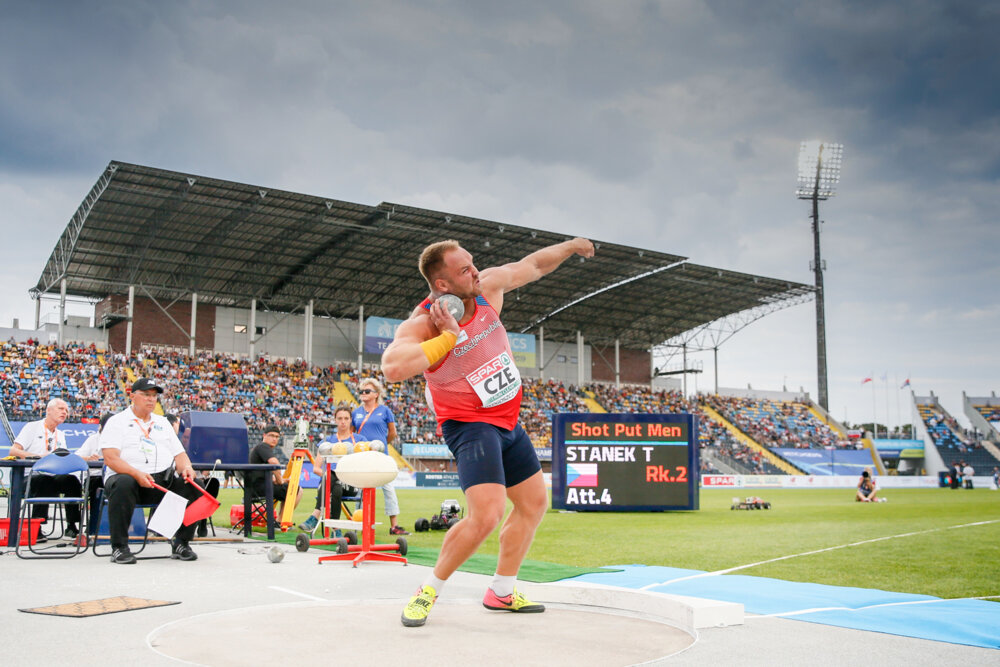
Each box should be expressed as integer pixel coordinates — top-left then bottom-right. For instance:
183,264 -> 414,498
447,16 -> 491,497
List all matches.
214,307 -> 363,365
529,338 -> 591,386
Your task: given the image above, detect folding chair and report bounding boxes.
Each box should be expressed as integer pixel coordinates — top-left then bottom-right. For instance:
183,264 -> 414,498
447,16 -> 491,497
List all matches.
230,497 -> 269,534
17,451 -> 89,559
229,471 -> 271,535
24,451 -> 81,542
90,488 -> 158,558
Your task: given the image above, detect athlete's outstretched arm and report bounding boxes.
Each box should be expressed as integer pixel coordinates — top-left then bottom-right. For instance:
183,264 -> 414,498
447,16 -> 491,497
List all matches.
481,237 -> 594,294
381,301 -> 459,383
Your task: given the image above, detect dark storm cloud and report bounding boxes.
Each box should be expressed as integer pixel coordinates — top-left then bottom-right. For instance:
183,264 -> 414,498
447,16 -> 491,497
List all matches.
707,1 -> 1000,182
4,1 -> 995,184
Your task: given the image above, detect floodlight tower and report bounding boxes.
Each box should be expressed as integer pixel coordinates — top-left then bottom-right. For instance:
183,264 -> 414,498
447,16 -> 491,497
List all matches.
797,141 -> 843,412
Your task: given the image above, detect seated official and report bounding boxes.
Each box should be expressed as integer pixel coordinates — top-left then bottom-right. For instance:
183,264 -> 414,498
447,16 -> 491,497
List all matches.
11,398 -> 82,540
101,378 -> 202,565
248,424 -> 302,517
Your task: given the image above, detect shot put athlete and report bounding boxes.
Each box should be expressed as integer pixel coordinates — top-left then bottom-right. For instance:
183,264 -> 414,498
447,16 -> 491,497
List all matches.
382,236 -> 595,627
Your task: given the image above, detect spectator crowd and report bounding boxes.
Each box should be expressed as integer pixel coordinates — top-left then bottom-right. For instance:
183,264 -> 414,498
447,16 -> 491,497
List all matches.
8,340 -> 975,476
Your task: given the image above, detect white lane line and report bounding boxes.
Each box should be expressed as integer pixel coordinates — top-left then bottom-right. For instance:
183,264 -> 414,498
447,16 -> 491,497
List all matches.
756,595 -> 1000,618
269,585 -> 327,601
639,518 -> 1000,590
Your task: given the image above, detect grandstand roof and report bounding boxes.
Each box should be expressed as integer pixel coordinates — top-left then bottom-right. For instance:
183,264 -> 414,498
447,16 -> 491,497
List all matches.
34,161 -> 814,348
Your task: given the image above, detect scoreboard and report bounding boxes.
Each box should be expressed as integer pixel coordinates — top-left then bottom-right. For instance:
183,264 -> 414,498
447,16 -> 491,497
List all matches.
551,413 -> 699,511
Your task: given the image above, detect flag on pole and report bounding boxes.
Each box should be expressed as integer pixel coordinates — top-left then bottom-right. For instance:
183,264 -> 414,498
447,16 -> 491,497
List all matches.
862,376 -> 872,384
901,378 -> 911,389
880,372 -> 888,382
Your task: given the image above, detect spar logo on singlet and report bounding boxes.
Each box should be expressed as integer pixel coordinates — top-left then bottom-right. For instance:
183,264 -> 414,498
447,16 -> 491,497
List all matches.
465,352 -> 522,408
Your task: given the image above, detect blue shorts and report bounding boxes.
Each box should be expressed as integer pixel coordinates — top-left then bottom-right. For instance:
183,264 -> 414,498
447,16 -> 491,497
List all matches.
441,420 -> 541,491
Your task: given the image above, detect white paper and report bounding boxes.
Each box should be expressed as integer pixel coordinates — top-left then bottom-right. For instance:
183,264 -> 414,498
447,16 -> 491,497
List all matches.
146,489 -> 187,538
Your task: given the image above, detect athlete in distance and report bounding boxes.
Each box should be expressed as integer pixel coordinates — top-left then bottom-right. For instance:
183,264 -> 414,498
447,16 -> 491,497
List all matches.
382,236 -> 595,627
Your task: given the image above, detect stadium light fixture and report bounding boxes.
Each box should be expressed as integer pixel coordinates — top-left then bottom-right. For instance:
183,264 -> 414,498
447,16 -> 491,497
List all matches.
797,141 -> 843,200
797,140 -> 844,412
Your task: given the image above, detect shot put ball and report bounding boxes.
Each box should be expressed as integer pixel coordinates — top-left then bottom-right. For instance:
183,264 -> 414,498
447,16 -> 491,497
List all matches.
437,294 -> 464,321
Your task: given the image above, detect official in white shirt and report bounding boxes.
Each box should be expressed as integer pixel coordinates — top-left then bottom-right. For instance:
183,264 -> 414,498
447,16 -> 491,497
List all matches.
101,378 -> 201,565
11,398 -> 83,539
77,412 -> 112,537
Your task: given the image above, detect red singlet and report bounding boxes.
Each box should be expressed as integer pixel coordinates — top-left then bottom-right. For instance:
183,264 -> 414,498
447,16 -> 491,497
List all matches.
422,296 -> 522,430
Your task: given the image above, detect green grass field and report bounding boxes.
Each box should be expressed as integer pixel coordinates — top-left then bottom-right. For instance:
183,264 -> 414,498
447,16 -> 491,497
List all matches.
212,486 -> 1000,600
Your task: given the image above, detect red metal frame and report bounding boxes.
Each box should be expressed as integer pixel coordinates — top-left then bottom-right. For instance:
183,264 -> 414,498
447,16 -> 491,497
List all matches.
317,487 -> 407,567
305,458 -> 347,548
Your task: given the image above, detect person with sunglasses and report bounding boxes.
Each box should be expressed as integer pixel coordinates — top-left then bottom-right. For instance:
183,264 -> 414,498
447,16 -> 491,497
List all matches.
351,377 -> 409,536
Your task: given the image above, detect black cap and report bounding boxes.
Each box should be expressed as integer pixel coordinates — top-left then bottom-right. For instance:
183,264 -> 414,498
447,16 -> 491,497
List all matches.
263,424 -> 281,435
131,378 -> 163,394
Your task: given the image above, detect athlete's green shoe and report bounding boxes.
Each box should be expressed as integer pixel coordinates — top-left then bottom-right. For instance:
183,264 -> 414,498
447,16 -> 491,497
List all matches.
401,585 -> 438,627
482,587 -> 545,613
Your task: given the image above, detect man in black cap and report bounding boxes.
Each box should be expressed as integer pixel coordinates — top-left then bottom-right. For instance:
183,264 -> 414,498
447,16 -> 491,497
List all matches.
248,424 -> 301,518
100,378 -> 203,564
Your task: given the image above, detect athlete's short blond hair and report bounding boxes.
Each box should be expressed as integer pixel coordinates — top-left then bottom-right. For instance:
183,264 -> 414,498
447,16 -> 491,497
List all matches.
419,240 -> 461,288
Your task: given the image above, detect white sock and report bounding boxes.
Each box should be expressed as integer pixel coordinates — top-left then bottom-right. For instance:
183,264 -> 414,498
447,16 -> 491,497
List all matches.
491,574 -> 516,598
424,573 -> 447,594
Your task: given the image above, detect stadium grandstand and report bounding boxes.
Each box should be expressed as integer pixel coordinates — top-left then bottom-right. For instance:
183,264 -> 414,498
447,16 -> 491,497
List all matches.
3,161 -> 997,480
0,344 -> 928,479
915,394 -> 1000,475
964,391 -> 1000,446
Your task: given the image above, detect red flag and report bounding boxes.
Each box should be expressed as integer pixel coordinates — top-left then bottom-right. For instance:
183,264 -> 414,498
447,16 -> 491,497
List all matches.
182,481 -> 221,526
900,379 -> 911,388
861,377 -> 872,385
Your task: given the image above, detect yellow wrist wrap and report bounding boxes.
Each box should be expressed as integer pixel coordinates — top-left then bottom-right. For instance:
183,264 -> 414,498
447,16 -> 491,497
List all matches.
420,330 -> 457,365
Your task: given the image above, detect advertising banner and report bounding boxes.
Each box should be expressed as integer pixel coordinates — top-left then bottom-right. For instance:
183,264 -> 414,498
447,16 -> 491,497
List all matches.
507,332 -> 536,368
700,474 -> 941,489
873,439 -> 924,459
775,448 -> 877,476
702,474 -> 737,487
415,472 -> 462,488
298,466 -> 321,489
0,422 -> 98,451
741,474 -> 788,488
402,442 -> 551,461
402,443 -> 453,459
364,316 -> 404,354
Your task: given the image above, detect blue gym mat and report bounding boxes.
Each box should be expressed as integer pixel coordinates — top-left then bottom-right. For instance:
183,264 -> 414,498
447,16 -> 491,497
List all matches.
569,565 -> 1000,649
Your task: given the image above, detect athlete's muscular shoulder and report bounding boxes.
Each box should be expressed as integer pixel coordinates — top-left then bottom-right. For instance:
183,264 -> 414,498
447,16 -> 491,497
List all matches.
477,271 -> 507,314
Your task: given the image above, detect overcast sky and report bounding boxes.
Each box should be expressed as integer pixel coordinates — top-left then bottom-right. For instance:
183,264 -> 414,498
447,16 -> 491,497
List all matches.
1,1 -> 997,431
